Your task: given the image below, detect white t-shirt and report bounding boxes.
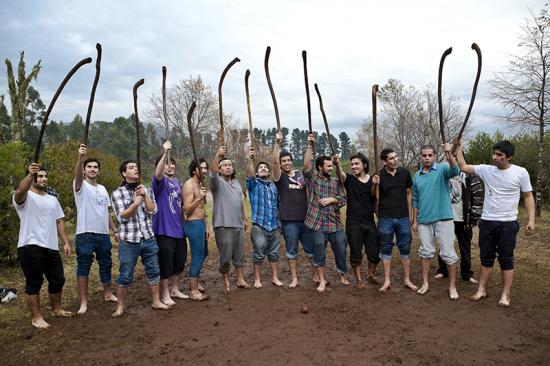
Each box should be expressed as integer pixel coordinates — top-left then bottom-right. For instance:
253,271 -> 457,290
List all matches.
13,190 -> 65,250
73,179 -> 111,235
474,164 -> 532,221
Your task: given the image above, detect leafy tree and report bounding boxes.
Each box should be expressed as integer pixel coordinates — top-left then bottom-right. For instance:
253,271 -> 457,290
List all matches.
339,131 -> 352,159
489,5 -> 550,216
0,95 -> 10,143
5,51 -> 41,141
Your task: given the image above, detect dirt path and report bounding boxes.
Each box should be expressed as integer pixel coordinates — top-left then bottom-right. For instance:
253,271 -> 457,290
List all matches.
1,231 -> 549,365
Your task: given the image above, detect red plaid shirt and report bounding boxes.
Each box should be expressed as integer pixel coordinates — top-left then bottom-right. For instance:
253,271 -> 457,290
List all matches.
304,171 -> 346,232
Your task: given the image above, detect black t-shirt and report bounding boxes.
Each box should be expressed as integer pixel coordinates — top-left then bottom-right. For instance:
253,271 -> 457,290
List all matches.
378,166 -> 412,218
275,170 -> 308,221
344,174 -> 375,224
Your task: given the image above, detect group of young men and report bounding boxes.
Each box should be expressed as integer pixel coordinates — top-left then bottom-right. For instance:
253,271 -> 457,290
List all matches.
13,132 -> 535,328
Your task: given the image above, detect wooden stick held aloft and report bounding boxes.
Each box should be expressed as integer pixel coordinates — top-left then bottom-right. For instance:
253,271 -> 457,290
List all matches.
244,69 -> 254,148
314,83 -> 336,156
218,57 -> 240,146
84,43 -> 102,146
437,47 -> 453,144
457,43 -> 482,141
264,46 -> 281,132
133,78 -> 145,182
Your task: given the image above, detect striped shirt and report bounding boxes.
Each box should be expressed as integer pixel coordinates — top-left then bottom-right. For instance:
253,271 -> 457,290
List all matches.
111,185 -> 157,243
246,177 -> 279,231
304,172 -> 346,232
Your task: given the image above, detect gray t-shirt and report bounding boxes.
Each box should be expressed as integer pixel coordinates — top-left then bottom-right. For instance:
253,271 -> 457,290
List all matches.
210,174 -> 244,228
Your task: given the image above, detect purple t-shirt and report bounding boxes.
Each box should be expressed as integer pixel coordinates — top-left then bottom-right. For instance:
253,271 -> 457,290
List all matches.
152,175 -> 184,238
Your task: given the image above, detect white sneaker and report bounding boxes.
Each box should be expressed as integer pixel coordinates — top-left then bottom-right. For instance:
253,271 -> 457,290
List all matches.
1,291 -> 17,303
468,277 -> 479,284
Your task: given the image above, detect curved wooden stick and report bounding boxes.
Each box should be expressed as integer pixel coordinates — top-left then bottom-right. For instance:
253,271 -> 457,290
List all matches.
264,46 -> 281,132
457,43 -> 482,141
244,69 -> 254,148
314,83 -> 336,156
34,57 -> 92,162
372,84 -> 380,173
162,66 -> 171,164
187,101 -> 198,163
437,47 -> 453,144
218,57 -> 240,146
84,44 -> 101,146
302,50 -> 314,152
133,78 -> 145,182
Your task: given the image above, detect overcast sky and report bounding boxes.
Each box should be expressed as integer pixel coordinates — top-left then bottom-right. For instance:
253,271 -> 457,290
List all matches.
0,0 -> 545,140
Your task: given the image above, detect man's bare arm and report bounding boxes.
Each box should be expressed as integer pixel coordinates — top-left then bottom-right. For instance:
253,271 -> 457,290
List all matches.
303,133 -> 314,173
74,144 -> 87,193
272,131 -> 282,182
56,219 -> 71,256
523,191 -> 536,232
455,139 -> 476,175
14,164 -> 40,205
211,146 -> 226,174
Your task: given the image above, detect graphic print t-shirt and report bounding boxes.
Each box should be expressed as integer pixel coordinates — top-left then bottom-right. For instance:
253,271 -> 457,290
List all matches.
152,175 -> 184,238
275,170 -> 308,221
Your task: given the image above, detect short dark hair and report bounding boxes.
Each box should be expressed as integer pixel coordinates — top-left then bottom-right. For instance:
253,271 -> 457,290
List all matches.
83,158 -> 100,170
421,144 -> 435,154
279,150 -> 293,163
189,158 -> 209,177
119,160 -> 137,177
155,154 -> 176,168
256,161 -> 270,173
493,140 -> 515,158
380,148 -> 394,161
315,155 -> 332,172
350,152 -> 369,172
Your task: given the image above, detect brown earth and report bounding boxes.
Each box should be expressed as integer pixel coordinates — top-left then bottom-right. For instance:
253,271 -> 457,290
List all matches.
1,216 -> 549,366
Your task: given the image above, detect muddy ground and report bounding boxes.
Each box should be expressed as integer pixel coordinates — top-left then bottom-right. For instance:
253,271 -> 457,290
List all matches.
1,219 -> 549,366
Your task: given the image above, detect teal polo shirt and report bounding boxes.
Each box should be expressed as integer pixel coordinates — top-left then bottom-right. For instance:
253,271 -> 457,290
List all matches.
412,162 -> 459,224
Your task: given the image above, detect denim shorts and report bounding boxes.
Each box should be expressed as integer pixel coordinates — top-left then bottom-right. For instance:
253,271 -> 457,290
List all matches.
281,221 -> 314,260
116,237 -> 160,287
76,232 -> 113,284
311,229 -> 347,273
251,224 -> 281,264
378,217 -> 412,261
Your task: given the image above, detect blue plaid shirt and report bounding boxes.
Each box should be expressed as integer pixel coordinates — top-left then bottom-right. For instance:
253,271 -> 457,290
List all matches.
246,177 -> 279,231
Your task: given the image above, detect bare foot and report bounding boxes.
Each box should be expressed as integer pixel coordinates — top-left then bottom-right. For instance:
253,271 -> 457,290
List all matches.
366,275 -> 382,285
434,273 -> 444,279
170,289 -> 190,299
378,281 -> 391,293
404,280 -> 418,291
223,278 -> 231,294
104,294 -> 118,302
112,307 -> 124,318
316,280 -> 328,293
498,294 -> 510,307
449,287 -> 460,300
272,278 -> 283,287
190,291 -> 209,301
52,309 -> 73,317
338,274 -> 351,286
237,281 -> 251,289
416,282 -> 429,295
468,277 -> 479,284
77,303 -> 87,315
312,275 -> 320,284
470,290 -> 487,302
289,278 -> 298,289
161,296 -> 176,306
254,279 -> 263,289
356,280 -> 366,289
198,282 -> 206,293
32,317 -> 50,328
152,302 -> 171,310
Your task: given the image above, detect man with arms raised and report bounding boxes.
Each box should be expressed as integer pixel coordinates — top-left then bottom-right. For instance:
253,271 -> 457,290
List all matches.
13,163 -> 72,328
152,141 -> 188,305
111,160 -> 170,316
335,152 -> 381,288
455,139 -> 535,306
246,146 -> 282,288
305,154 -> 348,293
272,131 -> 316,288
377,148 -> 417,293
412,143 -> 460,300
182,157 -> 210,300
210,145 -> 250,293
73,144 -> 119,314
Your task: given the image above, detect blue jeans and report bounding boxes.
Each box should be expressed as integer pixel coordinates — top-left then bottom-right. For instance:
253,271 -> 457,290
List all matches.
184,220 -> 207,279
116,237 -> 160,287
251,224 -> 280,264
311,229 -> 347,273
75,233 -> 113,285
378,217 -> 412,261
281,221 -> 314,260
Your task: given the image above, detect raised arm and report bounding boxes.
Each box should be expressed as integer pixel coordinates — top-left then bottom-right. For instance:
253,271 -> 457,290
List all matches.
454,138 -> 476,175
14,163 -> 41,205
74,144 -> 87,193
155,140 -> 171,181
246,146 -> 256,178
333,154 -> 346,186
210,146 -> 226,174
303,133 -> 315,173
272,131 -> 282,182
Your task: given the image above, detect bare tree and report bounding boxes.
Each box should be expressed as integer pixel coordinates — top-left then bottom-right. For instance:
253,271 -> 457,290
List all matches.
489,5 -> 550,216
355,79 -> 466,170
